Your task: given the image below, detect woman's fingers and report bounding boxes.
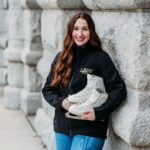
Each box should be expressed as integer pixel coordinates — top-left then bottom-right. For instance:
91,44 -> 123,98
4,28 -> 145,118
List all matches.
81,109 -> 96,121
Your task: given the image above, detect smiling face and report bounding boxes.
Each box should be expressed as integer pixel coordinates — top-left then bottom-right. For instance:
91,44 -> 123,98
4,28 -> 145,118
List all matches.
72,18 -> 90,47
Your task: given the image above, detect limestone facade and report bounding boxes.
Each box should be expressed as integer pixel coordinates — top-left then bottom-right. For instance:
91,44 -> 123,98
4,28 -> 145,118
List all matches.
0,0 -> 150,150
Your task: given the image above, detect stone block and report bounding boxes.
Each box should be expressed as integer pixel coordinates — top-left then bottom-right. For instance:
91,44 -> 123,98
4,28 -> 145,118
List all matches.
0,10 -> 8,35
0,0 -> 8,9
9,9 -> 24,40
36,0 -> 86,9
37,49 -> 56,79
0,49 -> 4,67
21,0 -> 41,9
21,48 -> 42,65
0,38 -> 8,49
24,10 -> 42,42
34,108 -> 56,150
7,62 -> 24,87
8,0 -> 21,9
24,41 -> 42,51
41,95 -> 55,118
0,86 -> 4,98
3,86 -> 21,109
92,11 -> 150,90
4,47 -> 23,62
103,127 -> 150,150
20,89 -> 42,115
111,87 -> 150,147
0,68 -> 7,86
24,64 -> 42,92
82,0 -> 150,10
41,10 -> 80,51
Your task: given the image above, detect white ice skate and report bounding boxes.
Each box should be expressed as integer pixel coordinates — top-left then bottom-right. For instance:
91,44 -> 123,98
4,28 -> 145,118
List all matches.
66,89 -> 108,120
68,74 -> 106,103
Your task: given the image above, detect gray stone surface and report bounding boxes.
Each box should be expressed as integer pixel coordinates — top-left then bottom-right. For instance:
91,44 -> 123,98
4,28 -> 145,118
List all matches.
34,108 -> 56,150
82,0 -> 150,10
8,0 -> 22,9
24,41 -> 42,51
37,49 -> 56,79
7,62 -> 23,87
0,38 -> 8,49
21,48 -> 42,65
4,86 -> 21,109
24,64 -> 42,92
103,126 -> 150,150
36,0 -> 86,9
0,0 -> 8,9
92,11 -> 150,91
24,10 -> 42,42
21,89 -> 42,115
0,68 -> 7,85
21,0 -> 41,9
0,87 -> 4,97
0,49 -> 4,67
4,47 -> 23,62
41,95 -> 55,118
41,10 -> 81,51
0,10 -> 8,37
111,87 -> 150,147
9,9 -> 24,40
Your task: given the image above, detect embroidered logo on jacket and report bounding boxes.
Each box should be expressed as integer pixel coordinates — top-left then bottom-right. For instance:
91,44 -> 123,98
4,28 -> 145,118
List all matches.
80,68 -> 93,74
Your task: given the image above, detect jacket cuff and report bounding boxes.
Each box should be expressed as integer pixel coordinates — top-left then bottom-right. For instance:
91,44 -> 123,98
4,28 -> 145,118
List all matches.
94,107 -> 107,121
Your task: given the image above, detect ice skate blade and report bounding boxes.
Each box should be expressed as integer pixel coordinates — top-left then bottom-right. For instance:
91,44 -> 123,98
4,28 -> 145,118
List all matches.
65,112 -> 87,120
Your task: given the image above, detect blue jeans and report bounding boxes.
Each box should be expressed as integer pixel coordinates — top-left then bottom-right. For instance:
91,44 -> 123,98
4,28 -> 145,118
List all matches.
55,132 -> 105,150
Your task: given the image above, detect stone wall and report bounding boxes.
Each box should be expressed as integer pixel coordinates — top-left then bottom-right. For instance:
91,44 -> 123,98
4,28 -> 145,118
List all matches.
0,0 -> 150,150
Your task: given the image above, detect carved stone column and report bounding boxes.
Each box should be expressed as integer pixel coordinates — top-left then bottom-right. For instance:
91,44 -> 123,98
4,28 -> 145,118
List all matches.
4,0 -> 24,109
0,0 -> 8,97
20,0 -> 42,115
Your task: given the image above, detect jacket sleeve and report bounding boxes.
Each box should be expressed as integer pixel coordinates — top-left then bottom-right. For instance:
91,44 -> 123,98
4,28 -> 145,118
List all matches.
94,52 -> 127,121
42,53 -> 67,111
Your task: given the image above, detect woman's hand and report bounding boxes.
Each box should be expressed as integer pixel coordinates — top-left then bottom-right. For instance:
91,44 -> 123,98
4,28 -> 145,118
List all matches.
62,95 -> 76,111
80,109 -> 96,121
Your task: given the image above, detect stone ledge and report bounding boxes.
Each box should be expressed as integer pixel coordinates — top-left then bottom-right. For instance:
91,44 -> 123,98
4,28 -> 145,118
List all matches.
4,47 -> 23,62
83,0 -> 150,10
21,50 -> 42,65
21,89 -> 42,115
36,0 -> 86,9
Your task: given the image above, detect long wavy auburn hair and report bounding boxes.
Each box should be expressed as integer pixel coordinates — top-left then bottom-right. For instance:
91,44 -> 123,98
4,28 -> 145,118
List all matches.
51,12 -> 103,87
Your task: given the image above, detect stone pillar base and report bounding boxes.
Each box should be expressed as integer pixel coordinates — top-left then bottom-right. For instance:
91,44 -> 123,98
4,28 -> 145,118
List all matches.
34,108 -> 56,150
4,86 -> 21,109
21,89 -> 42,115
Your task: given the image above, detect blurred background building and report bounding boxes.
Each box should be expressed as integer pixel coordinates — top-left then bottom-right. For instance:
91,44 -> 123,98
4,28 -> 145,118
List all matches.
0,0 -> 150,150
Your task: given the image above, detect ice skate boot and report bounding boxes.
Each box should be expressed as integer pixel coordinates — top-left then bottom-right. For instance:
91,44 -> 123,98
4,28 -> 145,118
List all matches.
68,74 -> 106,103
66,89 -> 108,120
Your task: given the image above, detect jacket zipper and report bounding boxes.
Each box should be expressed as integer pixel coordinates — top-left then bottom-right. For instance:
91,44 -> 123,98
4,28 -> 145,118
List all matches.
67,118 -> 72,135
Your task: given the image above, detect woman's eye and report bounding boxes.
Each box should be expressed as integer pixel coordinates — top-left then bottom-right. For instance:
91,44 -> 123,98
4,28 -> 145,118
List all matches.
83,28 -> 88,31
73,28 -> 78,30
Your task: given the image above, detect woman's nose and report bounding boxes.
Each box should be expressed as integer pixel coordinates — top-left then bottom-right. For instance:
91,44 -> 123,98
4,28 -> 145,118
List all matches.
78,30 -> 83,37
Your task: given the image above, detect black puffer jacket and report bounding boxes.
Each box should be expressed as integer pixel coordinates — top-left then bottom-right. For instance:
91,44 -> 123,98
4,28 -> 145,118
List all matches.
42,43 -> 126,139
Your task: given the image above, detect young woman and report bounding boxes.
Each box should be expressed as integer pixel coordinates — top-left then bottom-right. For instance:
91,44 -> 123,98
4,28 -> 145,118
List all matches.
42,12 -> 126,150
